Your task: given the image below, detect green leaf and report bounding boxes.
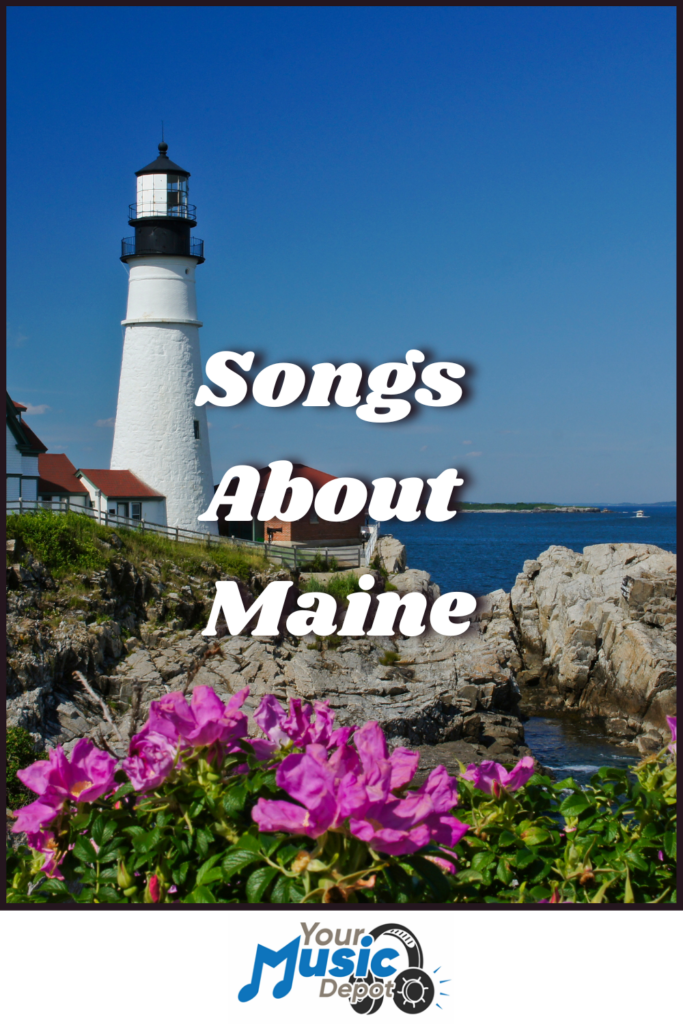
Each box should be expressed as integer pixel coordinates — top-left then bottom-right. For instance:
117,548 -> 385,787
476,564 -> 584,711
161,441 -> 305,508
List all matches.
91,815 -> 106,846
172,860 -> 190,887
496,860 -> 513,886
270,875 -> 291,903
259,834 -> 284,856
222,849 -> 263,879
223,783 -> 248,818
196,853 -> 224,886
195,828 -> 212,859
246,866 -> 278,903
36,879 -> 69,896
513,849 -> 538,870
663,832 -> 676,859
498,830 -> 518,847
559,793 -> 591,817
471,851 -> 496,871
234,832 -> 261,852
453,869 -> 484,885
519,826 -> 551,846
625,850 -> 649,872
185,885 -> 217,903
72,836 -> 98,863
404,856 -> 452,902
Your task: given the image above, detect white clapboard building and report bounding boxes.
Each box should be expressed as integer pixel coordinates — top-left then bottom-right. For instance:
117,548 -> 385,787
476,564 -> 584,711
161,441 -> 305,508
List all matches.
6,395 -> 47,501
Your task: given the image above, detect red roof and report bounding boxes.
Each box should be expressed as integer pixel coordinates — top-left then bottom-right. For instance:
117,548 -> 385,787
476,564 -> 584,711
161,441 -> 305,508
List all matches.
13,400 -> 27,411
77,470 -> 164,499
21,420 -> 48,454
257,464 -> 337,492
38,454 -> 88,495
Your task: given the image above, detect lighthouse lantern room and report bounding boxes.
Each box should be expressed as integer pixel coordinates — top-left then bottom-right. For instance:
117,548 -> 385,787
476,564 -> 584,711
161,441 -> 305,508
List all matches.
111,142 -> 217,534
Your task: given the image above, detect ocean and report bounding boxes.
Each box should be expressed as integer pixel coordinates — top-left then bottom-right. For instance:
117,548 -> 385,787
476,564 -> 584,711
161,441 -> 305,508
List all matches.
389,505 -> 676,782
387,505 -> 676,596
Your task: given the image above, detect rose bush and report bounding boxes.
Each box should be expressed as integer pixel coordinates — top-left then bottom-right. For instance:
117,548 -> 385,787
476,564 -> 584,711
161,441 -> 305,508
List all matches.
5,691 -> 676,905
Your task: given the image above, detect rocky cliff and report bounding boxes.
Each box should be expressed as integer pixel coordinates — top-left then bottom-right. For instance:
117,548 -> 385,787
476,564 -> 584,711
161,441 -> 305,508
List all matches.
6,531 -> 676,774
511,542 -> 676,753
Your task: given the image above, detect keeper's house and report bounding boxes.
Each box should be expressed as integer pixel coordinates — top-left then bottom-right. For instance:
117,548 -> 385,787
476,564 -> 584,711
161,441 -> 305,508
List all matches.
6,394 -> 47,501
217,464 -> 367,546
37,454 -> 90,507
75,469 -> 167,525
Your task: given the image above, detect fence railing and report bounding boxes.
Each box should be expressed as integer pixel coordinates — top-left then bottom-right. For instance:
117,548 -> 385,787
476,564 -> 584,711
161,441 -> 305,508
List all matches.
121,236 -> 204,259
6,499 -> 372,570
129,203 -> 197,221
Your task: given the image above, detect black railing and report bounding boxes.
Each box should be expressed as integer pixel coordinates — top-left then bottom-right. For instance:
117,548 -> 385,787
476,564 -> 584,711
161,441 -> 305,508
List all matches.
129,203 -> 196,221
121,237 -> 204,259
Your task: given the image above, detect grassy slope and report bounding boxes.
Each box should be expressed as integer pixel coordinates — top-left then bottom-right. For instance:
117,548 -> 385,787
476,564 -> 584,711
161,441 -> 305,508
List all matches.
6,510 -> 270,580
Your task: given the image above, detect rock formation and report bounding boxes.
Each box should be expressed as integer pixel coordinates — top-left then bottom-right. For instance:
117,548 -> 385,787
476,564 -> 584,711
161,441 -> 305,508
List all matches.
511,543 -> 676,753
6,534 -> 676,770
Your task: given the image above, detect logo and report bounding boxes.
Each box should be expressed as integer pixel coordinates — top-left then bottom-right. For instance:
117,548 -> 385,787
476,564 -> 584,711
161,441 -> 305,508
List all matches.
238,921 -> 448,1014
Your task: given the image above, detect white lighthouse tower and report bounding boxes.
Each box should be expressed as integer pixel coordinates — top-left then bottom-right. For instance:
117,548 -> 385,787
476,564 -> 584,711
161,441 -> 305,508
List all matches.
111,142 -> 217,534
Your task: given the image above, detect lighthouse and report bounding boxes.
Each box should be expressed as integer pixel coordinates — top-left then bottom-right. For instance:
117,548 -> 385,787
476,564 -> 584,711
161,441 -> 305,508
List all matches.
111,142 -> 217,534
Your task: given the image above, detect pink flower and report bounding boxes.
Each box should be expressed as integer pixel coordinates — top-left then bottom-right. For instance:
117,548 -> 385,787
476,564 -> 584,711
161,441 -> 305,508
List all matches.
424,854 -> 457,874
13,740 -> 118,835
26,830 -> 66,879
666,716 -> 676,756
253,695 -> 348,750
123,717 -> 179,793
252,717 -> 468,860
349,765 -> 468,856
150,685 -> 249,750
253,744 -> 344,837
461,756 -> 535,797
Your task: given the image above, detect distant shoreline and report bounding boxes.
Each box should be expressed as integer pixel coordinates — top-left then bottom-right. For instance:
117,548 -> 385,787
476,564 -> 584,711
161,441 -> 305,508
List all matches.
459,503 -> 675,513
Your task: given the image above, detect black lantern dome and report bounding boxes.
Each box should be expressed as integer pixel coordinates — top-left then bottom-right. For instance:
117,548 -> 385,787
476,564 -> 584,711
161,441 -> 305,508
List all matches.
121,143 -> 204,263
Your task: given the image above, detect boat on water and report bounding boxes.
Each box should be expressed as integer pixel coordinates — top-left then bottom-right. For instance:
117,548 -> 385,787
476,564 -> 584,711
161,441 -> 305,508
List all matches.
634,510 -> 648,518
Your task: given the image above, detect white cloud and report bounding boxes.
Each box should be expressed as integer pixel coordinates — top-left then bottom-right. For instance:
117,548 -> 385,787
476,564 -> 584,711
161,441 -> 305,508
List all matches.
462,440 -> 472,445
466,451 -> 483,457
23,403 -> 50,415
95,417 -> 116,428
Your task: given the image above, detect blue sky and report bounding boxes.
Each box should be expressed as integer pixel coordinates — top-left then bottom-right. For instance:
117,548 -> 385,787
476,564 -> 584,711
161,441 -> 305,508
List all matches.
7,6 -> 675,503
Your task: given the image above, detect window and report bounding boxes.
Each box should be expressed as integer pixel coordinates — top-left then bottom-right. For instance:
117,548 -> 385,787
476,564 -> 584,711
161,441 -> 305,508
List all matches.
131,502 -> 142,521
116,502 -> 129,518
109,508 -> 116,516
193,420 -> 200,439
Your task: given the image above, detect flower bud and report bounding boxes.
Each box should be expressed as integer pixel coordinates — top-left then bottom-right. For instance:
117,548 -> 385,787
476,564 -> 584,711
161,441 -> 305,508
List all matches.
117,860 -> 134,890
291,851 -> 311,874
144,874 -> 163,903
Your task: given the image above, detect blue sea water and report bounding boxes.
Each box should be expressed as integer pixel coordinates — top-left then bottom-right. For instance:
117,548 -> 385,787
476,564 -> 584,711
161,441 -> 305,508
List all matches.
389,506 -> 676,778
387,506 -> 676,596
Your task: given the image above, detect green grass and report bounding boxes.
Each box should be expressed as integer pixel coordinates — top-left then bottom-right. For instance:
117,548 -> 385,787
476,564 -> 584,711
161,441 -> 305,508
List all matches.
300,571 -> 362,604
6,727 -> 48,810
379,650 -> 401,666
298,552 -> 340,573
6,510 -> 270,581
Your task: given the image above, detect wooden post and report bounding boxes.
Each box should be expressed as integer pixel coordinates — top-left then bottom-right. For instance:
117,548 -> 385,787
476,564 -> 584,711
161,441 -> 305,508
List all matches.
175,527 -> 179,543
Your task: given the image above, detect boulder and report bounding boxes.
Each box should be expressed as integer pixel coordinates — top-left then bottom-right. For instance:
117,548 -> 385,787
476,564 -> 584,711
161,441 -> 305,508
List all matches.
511,543 -> 676,752
375,535 -> 407,574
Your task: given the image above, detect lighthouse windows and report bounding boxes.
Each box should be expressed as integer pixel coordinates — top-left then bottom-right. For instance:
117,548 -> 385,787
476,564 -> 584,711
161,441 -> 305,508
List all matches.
167,175 -> 188,215
193,420 -> 201,439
